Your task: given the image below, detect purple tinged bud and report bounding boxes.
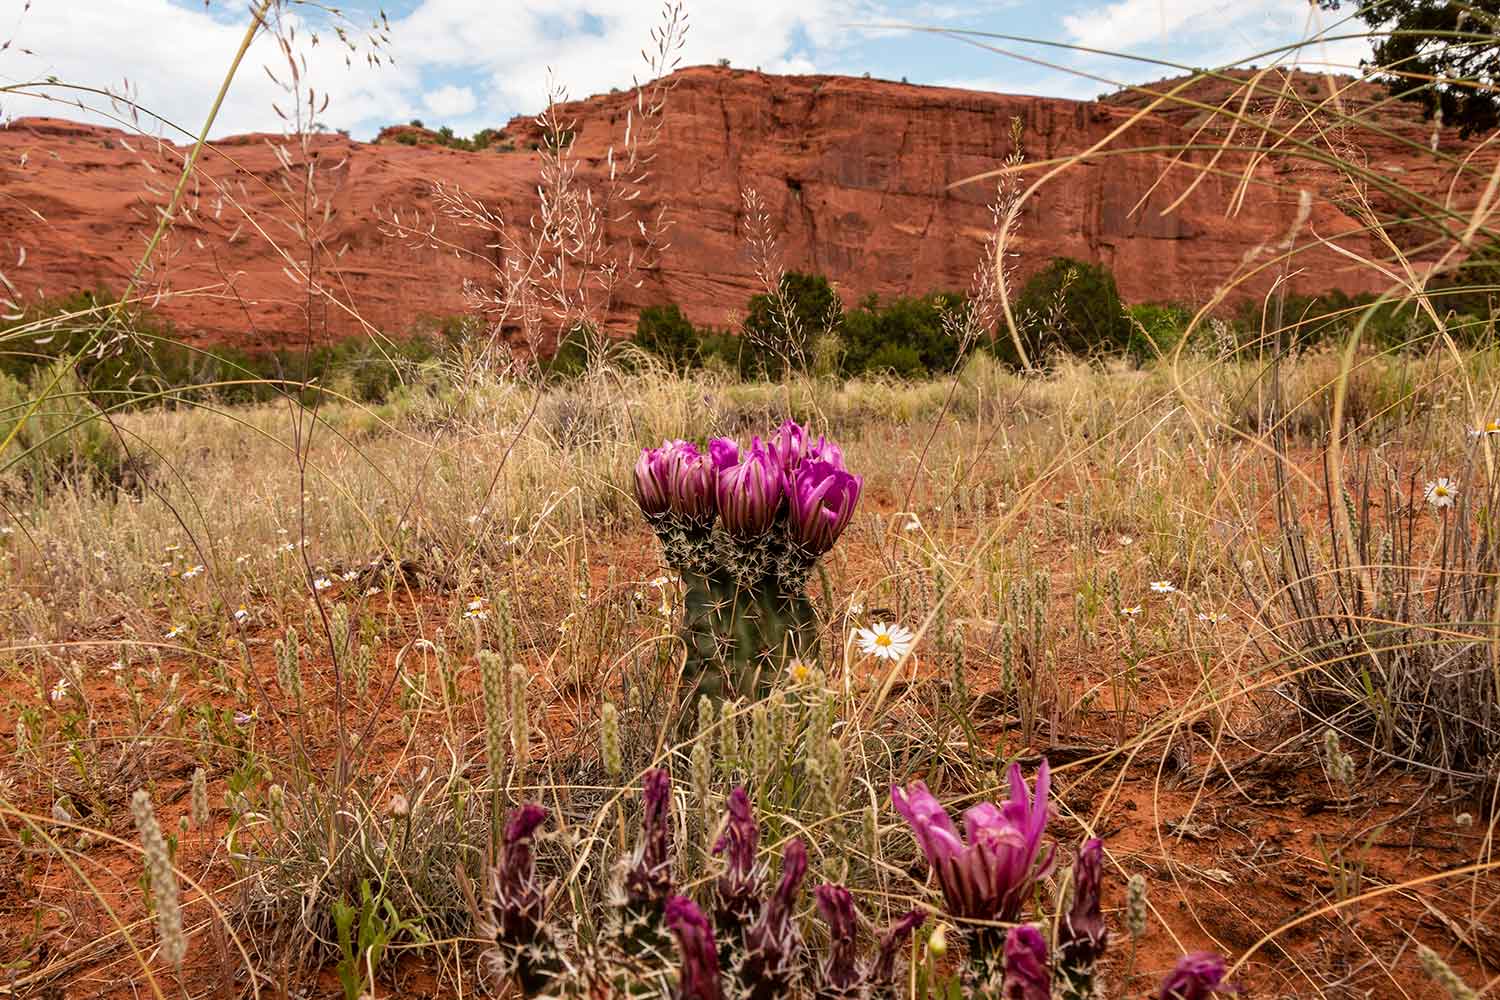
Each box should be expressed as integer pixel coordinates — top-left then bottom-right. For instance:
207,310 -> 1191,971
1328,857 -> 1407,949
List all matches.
485,803 -> 549,948
1059,838 -> 1109,973
870,910 -> 926,986
713,787 -> 764,931
741,839 -> 808,1000
1002,925 -> 1051,1000
786,460 -> 863,556
1158,952 -> 1238,1000
814,884 -> 861,992
665,896 -> 724,1000
625,769 -> 675,911
709,437 -> 741,473
717,438 -> 784,539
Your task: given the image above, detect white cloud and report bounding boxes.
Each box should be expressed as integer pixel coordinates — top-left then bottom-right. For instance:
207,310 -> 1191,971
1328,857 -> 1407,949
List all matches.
423,84 -> 477,118
0,0 -> 878,140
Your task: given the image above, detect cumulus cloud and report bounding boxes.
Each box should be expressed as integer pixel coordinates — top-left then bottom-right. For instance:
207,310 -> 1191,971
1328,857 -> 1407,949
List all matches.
0,0 -> 881,140
423,84 -> 478,118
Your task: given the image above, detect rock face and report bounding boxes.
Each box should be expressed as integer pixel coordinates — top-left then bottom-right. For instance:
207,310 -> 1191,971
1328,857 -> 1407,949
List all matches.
0,66 -> 1489,348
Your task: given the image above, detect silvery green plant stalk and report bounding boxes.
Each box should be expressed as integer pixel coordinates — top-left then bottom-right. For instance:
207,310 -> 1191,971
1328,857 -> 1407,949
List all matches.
131,789 -> 187,966
633,421 -> 862,700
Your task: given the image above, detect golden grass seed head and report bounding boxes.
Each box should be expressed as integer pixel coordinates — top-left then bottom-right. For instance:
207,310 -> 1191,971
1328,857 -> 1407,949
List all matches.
600,700 -> 622,778
1126,873 -> 1149,939
130,789 -> 186,966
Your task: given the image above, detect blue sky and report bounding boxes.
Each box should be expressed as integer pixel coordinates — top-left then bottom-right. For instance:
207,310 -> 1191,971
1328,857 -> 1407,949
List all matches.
0,0 -> 1373,140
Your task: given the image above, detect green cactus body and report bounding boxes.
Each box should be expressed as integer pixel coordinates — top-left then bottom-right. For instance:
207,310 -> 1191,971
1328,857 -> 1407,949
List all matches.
679,566 -> 816,701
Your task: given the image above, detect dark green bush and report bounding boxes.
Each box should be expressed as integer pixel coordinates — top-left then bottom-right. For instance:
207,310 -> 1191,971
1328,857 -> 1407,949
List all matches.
841,292 -> 966,376
634,304 -> 702,370
1126,302 -> 1192,363
742,272 -> 841,378
997,257 -> 1133,365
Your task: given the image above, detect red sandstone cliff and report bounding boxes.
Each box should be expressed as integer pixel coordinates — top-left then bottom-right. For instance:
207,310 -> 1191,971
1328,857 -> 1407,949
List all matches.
0,67 -> 1488,348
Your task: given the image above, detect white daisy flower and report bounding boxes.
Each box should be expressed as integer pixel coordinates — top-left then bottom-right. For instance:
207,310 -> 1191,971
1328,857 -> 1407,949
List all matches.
341,569 -> 359,582
465,609 -> 491,621
1196,612 -> 1229,625
182,564 -> 205,580
365,586 -> 382,597
648,575 -> 673,588
1425,478 -> 1458,509
165,625 -> 185,640
232,606 -> 251,624
856,622 -> 915,661
1118,535 -> 1134,547
1469,419 -> 1500,439
49,676 -> 70,703
1120,605 -> 1143,617
903,516 -> 921,532
313,576 -> 333,591
848,601 -> 865,616
1149,580 -> 1176,595
164,543 -> 181,553
466,597 -> 488,612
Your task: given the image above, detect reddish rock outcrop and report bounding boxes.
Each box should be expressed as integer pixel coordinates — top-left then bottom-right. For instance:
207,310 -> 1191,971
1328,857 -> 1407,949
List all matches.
0,66 -> 1489,348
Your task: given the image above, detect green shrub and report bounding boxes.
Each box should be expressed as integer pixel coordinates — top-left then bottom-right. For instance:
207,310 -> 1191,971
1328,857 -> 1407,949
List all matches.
743,272 -> 841,378
999,257 -> 1133,364
633,304 -> 702,370
0,361 -> 130,490
1126,302 -> 1192,363
840,292 -> 965,376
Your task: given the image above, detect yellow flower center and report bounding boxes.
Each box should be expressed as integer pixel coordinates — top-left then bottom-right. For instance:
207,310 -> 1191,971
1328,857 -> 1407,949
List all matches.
875,634 -> 892,647
1437,486 -> 1449,497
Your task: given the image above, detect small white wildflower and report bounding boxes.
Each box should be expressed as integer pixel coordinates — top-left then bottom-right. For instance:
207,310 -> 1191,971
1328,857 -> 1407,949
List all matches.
312,576 -> 333,591
181,564 -> 205,580
903,515 -> 921,531
165,625 -> 185,640
1197,612 -> 1229,625
232,606 -> 250,624
1469,419 -> 1500,439
1425,478 -> 1457,509
1149,580 -> 1176,595
648,575 -> 672,588
856,622 -> 915,661
1120,605 -> 1143,617
1118,535 -> 1134,547
49,676 -> 70,703
365,586 -> 381,597
848,601 -> 865,616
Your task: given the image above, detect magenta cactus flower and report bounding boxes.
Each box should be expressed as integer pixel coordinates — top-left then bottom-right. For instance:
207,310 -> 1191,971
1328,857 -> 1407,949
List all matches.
1158,952 -> 1237,999
713,787 -> 765,934
740,839 -> 808,1000
786,460 -> 863,556
667,447 -> 717,525
769,419 -> 808,472
624,769 -> 675,912
890,761 -> 1054,923
633,442 -> 678,517
717,439 -> 784,539
664,896 -> 724,1000
480,803 -> 560,994
1002,925 -> 1051,1000
709,436 -> 741,473
806,435 -> 846,469
1059,837 -> 1108,975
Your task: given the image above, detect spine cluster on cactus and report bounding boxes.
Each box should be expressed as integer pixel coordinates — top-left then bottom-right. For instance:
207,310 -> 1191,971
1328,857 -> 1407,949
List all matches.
632,420 -> 863,699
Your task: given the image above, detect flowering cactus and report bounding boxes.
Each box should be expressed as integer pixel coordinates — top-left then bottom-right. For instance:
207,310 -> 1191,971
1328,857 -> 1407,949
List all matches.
632,420 -> 862,700
891,762 -> 1055,925
1057,837 -> 1109,998
811,884 -> 926,1000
